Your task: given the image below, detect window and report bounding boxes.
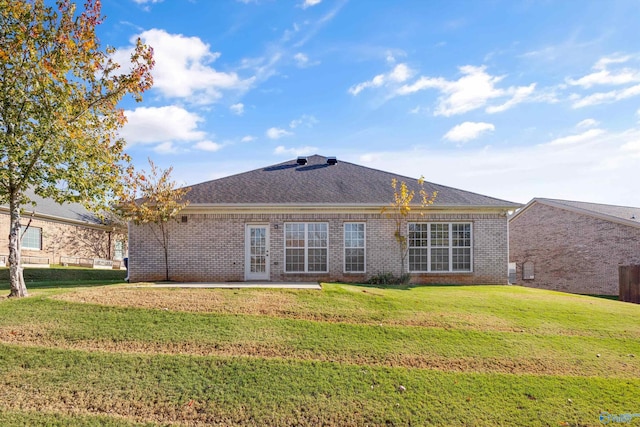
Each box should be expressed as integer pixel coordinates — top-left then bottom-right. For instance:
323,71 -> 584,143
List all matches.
408,223 -> 472,272
21,226 -> 42,250
114,241 -> 125,260
523,261 -> 534,280
285,223 -> 328,273
344,223 -> 365,273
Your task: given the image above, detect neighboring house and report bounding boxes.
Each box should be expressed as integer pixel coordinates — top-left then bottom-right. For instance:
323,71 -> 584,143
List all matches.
0,189 -> 126,267
128,155 -> 520,284
509,198 -> 640,295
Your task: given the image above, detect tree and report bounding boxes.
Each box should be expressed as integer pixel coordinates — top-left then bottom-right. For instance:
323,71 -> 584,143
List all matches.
0,0 -> 153,297
117,159 -> 190,282
382,177 -> 437,281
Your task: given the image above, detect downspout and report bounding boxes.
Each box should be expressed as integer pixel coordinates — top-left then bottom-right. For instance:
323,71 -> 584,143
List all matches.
506,209 -> 512,285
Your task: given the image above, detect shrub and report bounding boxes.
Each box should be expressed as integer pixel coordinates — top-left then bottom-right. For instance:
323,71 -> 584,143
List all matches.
367,272 -> 410,285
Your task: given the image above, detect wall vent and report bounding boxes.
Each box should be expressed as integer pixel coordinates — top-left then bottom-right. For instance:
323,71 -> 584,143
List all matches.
181,215 -> 188,223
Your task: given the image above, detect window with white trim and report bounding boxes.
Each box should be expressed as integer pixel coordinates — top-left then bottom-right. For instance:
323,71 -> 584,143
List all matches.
344,222 -> 365,273
114,241 -> 125,260
21,226 -> 42,250
408,223 -> 472,272
285,223 -> 328,272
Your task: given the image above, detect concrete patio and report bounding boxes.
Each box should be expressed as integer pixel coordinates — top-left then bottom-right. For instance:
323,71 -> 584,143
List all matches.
130,282 -> 322,290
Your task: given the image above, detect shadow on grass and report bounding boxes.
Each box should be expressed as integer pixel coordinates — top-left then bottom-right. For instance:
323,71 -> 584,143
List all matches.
582,294 -> 621,302
0,280 -> 125,292
0,267 -> 126,293
331,281 -> 475,291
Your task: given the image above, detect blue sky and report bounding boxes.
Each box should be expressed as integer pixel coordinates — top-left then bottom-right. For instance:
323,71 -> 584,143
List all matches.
101,0 -> 640,206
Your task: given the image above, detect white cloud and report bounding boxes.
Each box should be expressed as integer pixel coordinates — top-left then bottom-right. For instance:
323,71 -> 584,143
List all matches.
576,118 -> 599,129
354,127 -> 640,207
572,83 -> 640,108
116,29 -> 254,104
567,55 -> 640,88
294,53 -> 309,67
349,63 -> 414,95
300,0 -> 322,9
120,106 -> 206,145
230,103 -> 245,115
194,140 -> 223,152
153,141 -> 177,154
274,145 -> 318,156
485,84 -> 536,114
266,127 -> 293,139
543,128 -> 605,146
594,55 -> 632,70
567,69 -> 640,88
241,135 -> 256,143
289,114 -> 318,129
409,105 -> 429,115
395,65 -> 536,116
621,139 -> 640,157
389,63 -> 412,82
443,122 -> 495,143
293,52 -> 319,68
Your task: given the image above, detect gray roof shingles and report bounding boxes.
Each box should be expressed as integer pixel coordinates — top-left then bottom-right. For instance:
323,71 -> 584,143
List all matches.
536,198 -> 640,224
185,155 -> 519,208
1,189 -> 103,225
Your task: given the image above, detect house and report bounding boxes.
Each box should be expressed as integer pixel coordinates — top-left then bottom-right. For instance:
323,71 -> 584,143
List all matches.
0,189 -> 126,268
509,198 -> 640,295
128,155 -> 520,284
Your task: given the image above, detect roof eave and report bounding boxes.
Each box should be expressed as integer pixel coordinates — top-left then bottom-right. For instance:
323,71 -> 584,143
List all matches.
0,206 -> 110,230
182,203 -> 520,215
510,198 -> 640,229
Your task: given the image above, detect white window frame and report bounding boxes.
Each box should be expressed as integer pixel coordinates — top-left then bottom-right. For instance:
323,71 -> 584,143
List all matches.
114,240 -> 125,260
21,226 -> 42,251
407,222 -> 473,273
344,222 -> 366,273
284,222 -> 329,273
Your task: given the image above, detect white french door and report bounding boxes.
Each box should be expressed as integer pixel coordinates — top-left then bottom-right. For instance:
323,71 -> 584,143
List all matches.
245,224 -> 270,280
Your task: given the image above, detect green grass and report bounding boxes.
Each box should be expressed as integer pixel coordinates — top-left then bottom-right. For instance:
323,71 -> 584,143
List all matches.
0,267 -> 126,289
0,266 -> 127,284
0,283 -> 639,426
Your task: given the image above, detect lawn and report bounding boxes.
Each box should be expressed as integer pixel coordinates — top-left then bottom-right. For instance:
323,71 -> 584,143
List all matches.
0,281 -> 639,426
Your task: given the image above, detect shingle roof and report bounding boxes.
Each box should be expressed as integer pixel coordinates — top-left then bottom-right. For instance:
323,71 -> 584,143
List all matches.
185,155 -> 519,208
0,189 -> 103,225
534,198 -> 640,225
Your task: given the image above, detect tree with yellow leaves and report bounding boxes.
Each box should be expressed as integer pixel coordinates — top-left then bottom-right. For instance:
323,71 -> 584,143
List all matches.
0,0 -> 154,297
382,177 -> 437,282
117,159 -> 190,282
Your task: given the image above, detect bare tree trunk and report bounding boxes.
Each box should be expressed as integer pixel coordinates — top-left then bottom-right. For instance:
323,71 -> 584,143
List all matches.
8,195 -> 28,298
161,223 -> 169,281
148,222 -> 170,281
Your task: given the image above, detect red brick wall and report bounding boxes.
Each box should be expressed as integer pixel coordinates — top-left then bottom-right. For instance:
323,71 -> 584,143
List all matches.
509,202 -> 640,295
0,212 -> 125,265
128,211 -> 510,285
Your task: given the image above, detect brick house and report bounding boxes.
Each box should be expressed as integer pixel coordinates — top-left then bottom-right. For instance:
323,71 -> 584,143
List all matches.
509,198 -> 640,295
128,155 -> 520,284
0,189 -> 126,267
